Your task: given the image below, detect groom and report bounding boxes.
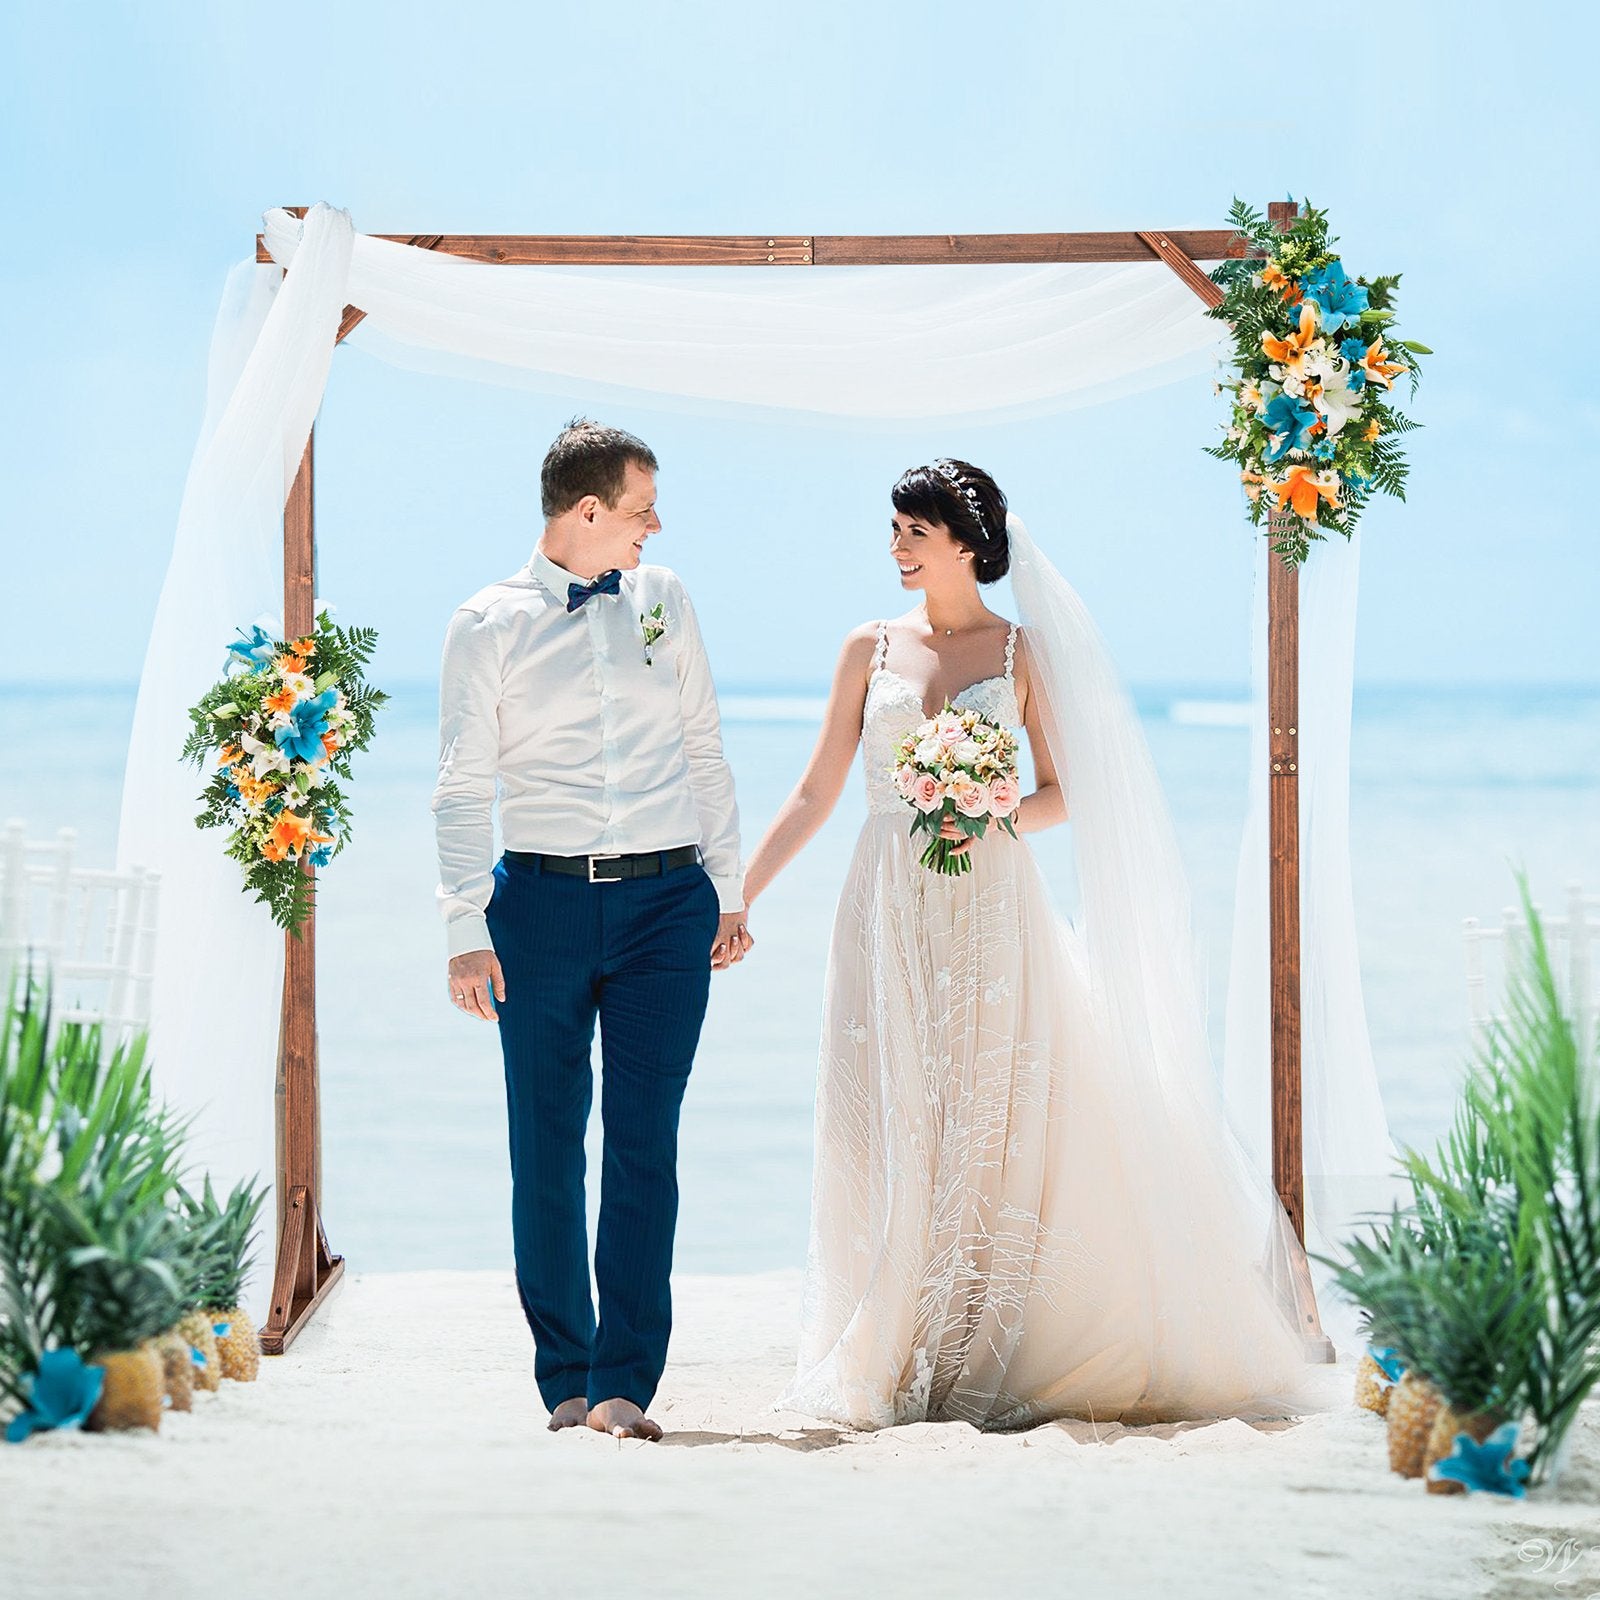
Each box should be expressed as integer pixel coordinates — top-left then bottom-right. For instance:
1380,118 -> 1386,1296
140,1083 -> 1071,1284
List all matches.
431,417 -> 752,1440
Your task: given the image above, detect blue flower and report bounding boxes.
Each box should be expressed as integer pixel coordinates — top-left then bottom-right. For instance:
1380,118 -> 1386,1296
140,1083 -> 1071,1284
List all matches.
1339,336 -> 1369,390
272,689 -> 337,764
1368,1344 -> 1406,1385
1301,260 -> 1369,333
1428,1420 -> 1530,1497
1313,438 -> 1337,462
226,624 -> 278,671
4,1349 -> 104,1443
1261,393 -> 1318,463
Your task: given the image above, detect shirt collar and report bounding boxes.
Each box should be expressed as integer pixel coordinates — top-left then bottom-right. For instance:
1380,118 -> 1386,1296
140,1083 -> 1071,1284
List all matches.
529,546 -> 608,601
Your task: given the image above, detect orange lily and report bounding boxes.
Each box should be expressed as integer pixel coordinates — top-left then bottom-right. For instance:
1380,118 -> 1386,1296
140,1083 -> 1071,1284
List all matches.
1260,301 -> 1321,377
1358,338 -> 1408,389
291,636 -> 316,656
319,731 -> 341,762
1240,470 -> 1268,502
269,810 -> 313,857
1267,465 -> 1340,519
1364,418 -> 1381,441
261,834 -> 289,863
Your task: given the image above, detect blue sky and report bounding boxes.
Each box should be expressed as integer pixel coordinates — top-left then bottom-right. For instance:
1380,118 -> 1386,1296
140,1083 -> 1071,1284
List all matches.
1,0 -> 1593,691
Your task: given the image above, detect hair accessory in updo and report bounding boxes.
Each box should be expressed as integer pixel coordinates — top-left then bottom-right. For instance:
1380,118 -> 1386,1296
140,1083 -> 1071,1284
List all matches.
931,459 -> 989,541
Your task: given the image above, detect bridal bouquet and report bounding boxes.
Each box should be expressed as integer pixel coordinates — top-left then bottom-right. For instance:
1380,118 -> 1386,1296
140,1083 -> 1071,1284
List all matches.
180,609 -> 387,934
891,704 -> 1022,875
1206,197 -> 1430,565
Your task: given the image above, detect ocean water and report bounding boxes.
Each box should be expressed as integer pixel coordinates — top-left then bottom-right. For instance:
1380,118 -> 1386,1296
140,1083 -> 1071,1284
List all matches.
3,681 -> 1597,1276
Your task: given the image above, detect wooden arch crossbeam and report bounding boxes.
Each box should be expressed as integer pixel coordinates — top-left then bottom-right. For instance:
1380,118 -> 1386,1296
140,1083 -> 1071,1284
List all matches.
260,203 -> 1331,1363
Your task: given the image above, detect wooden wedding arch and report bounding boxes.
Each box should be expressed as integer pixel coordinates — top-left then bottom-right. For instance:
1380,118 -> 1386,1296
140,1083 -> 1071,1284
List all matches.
256,199 -> 1334,1360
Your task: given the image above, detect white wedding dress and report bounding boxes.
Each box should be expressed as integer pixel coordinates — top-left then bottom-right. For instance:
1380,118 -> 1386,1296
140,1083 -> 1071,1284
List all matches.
779,611 -> 1319,1432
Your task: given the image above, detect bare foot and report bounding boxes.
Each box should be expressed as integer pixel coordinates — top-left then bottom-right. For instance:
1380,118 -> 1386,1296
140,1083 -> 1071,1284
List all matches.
548,1397 -> 589,1432
587,1397 -> 663,1440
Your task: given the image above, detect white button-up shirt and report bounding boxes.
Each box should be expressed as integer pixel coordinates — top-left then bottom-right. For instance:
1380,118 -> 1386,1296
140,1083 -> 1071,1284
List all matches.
432,548 -> 745,957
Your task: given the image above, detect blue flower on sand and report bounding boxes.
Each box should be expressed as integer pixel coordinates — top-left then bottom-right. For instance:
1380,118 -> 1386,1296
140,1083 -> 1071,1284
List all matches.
1428,1420 -> 1530,1497
1261,393 -> 1318,463
1301,260 -> 1369,333
1367,1344 -> 1406,1386
273,689 -> 337,764
226,624 -> 278,671
4,1349 -> 104,1443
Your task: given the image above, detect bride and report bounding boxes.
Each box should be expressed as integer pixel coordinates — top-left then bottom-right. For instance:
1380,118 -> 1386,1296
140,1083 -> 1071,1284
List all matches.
741,458 -> 1320,1431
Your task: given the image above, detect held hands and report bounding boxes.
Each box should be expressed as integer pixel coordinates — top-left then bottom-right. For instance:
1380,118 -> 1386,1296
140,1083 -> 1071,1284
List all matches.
937,815 -> 974,859
712,908 -> 753,972
448,948 -> 506,1021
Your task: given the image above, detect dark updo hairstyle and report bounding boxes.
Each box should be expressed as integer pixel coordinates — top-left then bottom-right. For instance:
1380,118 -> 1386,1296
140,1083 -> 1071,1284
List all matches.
891,458 -> 1010,583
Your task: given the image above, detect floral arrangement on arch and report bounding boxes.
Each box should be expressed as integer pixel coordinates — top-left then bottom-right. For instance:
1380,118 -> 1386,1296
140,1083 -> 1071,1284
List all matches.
1206,197 -> 1431,564
180,608 -> 387,934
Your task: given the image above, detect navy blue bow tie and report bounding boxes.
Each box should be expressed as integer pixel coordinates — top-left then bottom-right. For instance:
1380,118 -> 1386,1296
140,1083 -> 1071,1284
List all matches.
565,569 -> 623,612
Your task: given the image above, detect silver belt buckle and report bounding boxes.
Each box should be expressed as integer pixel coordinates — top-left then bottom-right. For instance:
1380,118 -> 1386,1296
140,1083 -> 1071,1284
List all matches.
587,853 -> 623,884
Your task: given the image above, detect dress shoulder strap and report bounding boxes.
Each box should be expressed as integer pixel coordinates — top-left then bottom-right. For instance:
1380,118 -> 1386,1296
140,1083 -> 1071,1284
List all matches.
871,619 -> 889,674
1004,621 -> 1018,684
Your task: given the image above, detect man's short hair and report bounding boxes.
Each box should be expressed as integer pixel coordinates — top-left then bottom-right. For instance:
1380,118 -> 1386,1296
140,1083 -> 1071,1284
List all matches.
540,417 -> 659,520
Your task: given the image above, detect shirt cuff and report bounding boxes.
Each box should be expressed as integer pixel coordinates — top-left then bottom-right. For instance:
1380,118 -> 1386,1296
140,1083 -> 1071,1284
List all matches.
710,873 -> 746,914
446,913 -> 494,959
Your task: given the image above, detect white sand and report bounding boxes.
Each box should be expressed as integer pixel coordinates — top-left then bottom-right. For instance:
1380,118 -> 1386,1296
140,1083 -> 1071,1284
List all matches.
4,1270 -> 1597,1600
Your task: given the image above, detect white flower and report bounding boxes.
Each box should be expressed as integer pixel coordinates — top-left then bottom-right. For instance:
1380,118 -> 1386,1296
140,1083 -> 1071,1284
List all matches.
238,728 -> 291,777
1312,372 -> 1363,435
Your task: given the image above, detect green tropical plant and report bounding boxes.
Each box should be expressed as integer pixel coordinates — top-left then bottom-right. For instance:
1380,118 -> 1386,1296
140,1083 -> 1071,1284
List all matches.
0,972 -> 203,1415
1458,881 -> 1600,1481
1319,873 -> 1600,1489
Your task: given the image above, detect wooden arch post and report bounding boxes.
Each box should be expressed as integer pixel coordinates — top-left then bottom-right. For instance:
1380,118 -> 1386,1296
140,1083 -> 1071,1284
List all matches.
259,205 -> 1333,1358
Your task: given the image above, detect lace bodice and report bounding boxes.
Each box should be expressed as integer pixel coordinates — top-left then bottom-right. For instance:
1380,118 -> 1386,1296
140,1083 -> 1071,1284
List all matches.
863,620 -> 1020,816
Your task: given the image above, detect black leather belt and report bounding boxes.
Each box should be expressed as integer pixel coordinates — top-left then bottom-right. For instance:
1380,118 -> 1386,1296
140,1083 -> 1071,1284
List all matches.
505,844 -> 702,883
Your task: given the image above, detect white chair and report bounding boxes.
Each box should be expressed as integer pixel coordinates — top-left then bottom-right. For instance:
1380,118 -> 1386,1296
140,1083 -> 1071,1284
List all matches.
1464,881 -> 1599,1057
0,818 -> 160,1038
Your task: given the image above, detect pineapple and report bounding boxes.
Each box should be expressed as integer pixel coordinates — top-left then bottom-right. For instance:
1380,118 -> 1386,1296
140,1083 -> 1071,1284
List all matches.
156,1328 -> 194,1412
183,1175 -> 267,1384
1354,1352 -> 1393,1417
1388,1228 -> 1536,1491
86,1340 -> 164,1433
176,1307 -> 221,1393
1424,1404 -> 1508,1496
50,1176 -> 193,1432
1386,1369 -> 1442,1478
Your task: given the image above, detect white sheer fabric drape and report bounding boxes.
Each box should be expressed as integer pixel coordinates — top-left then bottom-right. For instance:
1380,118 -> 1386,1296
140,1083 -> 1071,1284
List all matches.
119,202 -> 1393,1335
115,207 -> 353,1315
1222,530 -> 1406,1352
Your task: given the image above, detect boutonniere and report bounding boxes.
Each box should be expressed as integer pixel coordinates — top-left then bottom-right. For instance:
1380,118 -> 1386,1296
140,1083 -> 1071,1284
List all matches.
640,602 -> 669,667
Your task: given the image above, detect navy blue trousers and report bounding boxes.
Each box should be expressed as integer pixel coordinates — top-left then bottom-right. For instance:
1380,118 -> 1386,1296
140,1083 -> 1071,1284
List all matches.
484,851 -> 720,1413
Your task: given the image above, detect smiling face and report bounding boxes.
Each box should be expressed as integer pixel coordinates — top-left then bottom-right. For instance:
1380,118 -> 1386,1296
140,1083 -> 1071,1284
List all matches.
890,506 -> 974,593
570,460 -> 661,575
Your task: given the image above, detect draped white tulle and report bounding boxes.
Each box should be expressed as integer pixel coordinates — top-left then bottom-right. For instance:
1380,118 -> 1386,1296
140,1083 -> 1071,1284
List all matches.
117,204 -> 1393,1329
